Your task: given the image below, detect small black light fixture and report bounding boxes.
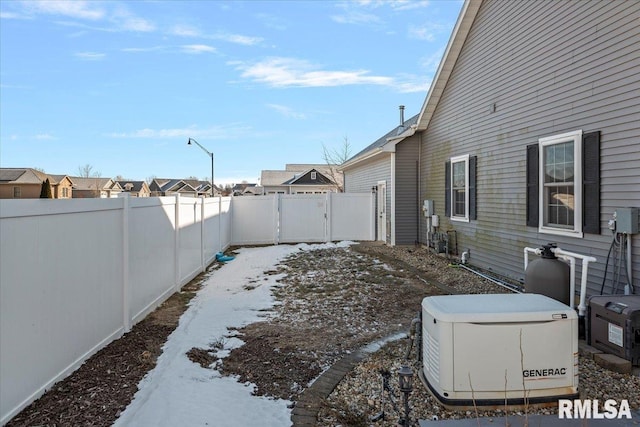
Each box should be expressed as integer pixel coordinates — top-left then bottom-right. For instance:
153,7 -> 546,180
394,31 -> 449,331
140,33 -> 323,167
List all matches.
398,365 -> 413,426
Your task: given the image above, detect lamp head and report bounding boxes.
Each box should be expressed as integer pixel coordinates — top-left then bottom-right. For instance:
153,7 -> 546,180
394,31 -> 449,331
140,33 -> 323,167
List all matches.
398,365 -> 414,393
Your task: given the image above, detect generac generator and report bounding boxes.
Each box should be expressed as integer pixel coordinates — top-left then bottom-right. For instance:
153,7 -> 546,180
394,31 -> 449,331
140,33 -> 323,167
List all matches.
420,294 -> 578,409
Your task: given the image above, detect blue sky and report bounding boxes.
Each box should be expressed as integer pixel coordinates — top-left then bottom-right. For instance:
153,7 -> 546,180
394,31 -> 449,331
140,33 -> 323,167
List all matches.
0,0 -> 463,185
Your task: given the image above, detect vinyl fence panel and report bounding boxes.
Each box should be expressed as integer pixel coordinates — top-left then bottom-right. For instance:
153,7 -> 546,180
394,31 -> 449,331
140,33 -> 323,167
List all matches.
231,196 -> 278,245
279,194 -> 327,243
0,192 -> 371,424
329,193 -> 374,241
0,199 -> 125,425
129,197 -> 177,325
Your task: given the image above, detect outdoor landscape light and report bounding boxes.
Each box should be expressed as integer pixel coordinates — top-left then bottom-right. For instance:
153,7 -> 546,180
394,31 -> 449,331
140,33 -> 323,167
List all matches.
187,137 -> 214,197
398,365 -> 413,426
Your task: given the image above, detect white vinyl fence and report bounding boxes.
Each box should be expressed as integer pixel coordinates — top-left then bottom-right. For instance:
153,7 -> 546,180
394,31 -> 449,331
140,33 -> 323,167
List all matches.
0,192 -> 372,424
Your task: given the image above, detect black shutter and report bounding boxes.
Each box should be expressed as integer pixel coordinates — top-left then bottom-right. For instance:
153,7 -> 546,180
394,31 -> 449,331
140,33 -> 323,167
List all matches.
444,160 -> 451,217
583,131 -> 601,234
469,156 -> 477,220
526,144 -> 539,227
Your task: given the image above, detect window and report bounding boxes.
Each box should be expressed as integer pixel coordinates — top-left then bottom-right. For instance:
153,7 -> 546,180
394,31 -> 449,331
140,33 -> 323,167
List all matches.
527,130 -> 600,237
62,187 -> 69,198
13,186 -> 21,198
540,131 -> 581,234
445,155 -> 476,222
311,171 -> 317,180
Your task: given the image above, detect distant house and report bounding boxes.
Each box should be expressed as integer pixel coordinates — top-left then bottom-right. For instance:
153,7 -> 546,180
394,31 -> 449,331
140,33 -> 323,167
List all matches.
341,107 -> 420,245
70,177 -> 122,198
0,168 -> 73,199
231,183 -> 260,196
149,178 -> 216,197
260,164 -> 341,194
116,180 -> 151,197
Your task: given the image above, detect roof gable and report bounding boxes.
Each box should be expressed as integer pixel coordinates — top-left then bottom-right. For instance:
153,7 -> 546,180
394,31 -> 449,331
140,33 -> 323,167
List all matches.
282,169 -> 335,185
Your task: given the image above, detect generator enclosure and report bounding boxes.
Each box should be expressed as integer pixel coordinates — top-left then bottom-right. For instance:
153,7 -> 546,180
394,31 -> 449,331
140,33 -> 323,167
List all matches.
588,295 -> 640,366
421,294 -> 578,408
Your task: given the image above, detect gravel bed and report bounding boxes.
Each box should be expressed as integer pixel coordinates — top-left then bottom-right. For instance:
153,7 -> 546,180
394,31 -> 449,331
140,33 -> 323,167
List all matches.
7,243 -> 639,427
317,244 -> 640,426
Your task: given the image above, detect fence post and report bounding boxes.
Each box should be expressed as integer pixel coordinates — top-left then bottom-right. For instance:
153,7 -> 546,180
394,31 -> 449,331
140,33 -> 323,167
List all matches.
218,195 -> 223,252
325,192 -> 332,243
274,194 -> 280,245
174,193 -> 181,291
118,192 -> 131,332
200,196 -> 206,272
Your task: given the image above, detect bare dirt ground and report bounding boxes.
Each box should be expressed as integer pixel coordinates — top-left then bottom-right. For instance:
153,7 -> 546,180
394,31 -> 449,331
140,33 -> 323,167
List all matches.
8,243 -> 640,427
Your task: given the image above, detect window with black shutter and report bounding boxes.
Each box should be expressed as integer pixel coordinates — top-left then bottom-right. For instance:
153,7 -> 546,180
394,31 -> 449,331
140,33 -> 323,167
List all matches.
445,154 -> 477,222
525,130 -> 600,237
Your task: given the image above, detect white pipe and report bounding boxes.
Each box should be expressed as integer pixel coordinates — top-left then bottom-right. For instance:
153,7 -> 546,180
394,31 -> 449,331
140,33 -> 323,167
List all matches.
551,247 -> 597,317
523,246 -> 542,271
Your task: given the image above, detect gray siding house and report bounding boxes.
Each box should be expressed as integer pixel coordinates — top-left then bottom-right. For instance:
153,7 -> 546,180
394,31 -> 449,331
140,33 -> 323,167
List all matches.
410,0 -> 639,297
342,0 -> 639,298
342,108 -> 420,244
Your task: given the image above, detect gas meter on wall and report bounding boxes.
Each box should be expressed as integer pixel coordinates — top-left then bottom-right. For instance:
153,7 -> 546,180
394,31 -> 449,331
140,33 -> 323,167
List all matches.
423,200 -> 433,217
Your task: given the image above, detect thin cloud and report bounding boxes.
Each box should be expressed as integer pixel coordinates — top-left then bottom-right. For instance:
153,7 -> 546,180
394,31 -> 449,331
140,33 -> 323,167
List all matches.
408,22 -> 448,41
74,51 -> 106,60
122,46 -> 166,53
35,133 -> 57,140
24,0 -> 105,20
266,104 -> 306,120
107,124 -> 251,140
181,44 -> 216,54
170,25 -> 262,46
331,11 -> 381,25
233,57 -> 393,88
8,1 -> 154,33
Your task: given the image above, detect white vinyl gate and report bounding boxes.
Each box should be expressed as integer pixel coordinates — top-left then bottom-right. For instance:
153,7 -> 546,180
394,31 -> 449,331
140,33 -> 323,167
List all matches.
231,192 -> 373,245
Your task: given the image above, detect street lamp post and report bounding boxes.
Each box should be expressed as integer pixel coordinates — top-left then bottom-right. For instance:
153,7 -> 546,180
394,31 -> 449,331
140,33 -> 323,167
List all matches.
187,138 -> 214,197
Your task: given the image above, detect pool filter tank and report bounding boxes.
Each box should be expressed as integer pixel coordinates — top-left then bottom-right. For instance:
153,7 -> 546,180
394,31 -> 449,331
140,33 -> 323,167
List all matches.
420,294 -> 578,409
525,243 -> 571,305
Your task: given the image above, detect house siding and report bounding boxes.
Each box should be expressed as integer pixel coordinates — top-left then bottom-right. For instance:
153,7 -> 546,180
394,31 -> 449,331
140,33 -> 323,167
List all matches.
395,135 -> 420,245
419,0 -> 640,295
344,154 -> 391,243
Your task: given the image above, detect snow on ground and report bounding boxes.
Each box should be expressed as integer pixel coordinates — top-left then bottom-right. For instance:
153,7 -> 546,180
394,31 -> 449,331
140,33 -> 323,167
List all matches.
113,242 -> 351,427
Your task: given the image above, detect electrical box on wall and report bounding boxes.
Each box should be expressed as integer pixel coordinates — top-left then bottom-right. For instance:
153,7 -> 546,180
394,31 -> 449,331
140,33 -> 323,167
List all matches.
423,200 -> 434,217
615,207 -> 639,234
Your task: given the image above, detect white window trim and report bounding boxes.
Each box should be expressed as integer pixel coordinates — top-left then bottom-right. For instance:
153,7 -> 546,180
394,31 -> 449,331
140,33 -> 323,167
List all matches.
538,129 -> 583,238
311,171 -> 317,180
450,154 -> 470,223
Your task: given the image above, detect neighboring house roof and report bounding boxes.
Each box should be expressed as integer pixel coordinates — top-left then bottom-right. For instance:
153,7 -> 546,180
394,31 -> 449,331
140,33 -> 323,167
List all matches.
117,180 -> 147,192
0,168 -> 71,185
344,113 -> 419,166
151,178 -> 216,194
0,168 -> 48,184
281,169 -> 334,185
261,164 -> 342,188
69,177 -> 118,191
231,183 -> 256,192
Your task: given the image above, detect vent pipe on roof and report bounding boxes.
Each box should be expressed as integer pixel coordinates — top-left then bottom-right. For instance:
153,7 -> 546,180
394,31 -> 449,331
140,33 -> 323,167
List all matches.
397,105 -> 406,135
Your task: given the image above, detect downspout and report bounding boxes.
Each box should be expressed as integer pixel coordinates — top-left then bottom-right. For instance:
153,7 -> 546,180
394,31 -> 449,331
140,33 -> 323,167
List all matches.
391,151 -> 396,246
418,132 -> 422,245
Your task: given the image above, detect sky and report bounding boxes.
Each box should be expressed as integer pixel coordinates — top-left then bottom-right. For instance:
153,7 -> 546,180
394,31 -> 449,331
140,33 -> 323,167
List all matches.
112,242 -> 352,427
0,0 -> 463,186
